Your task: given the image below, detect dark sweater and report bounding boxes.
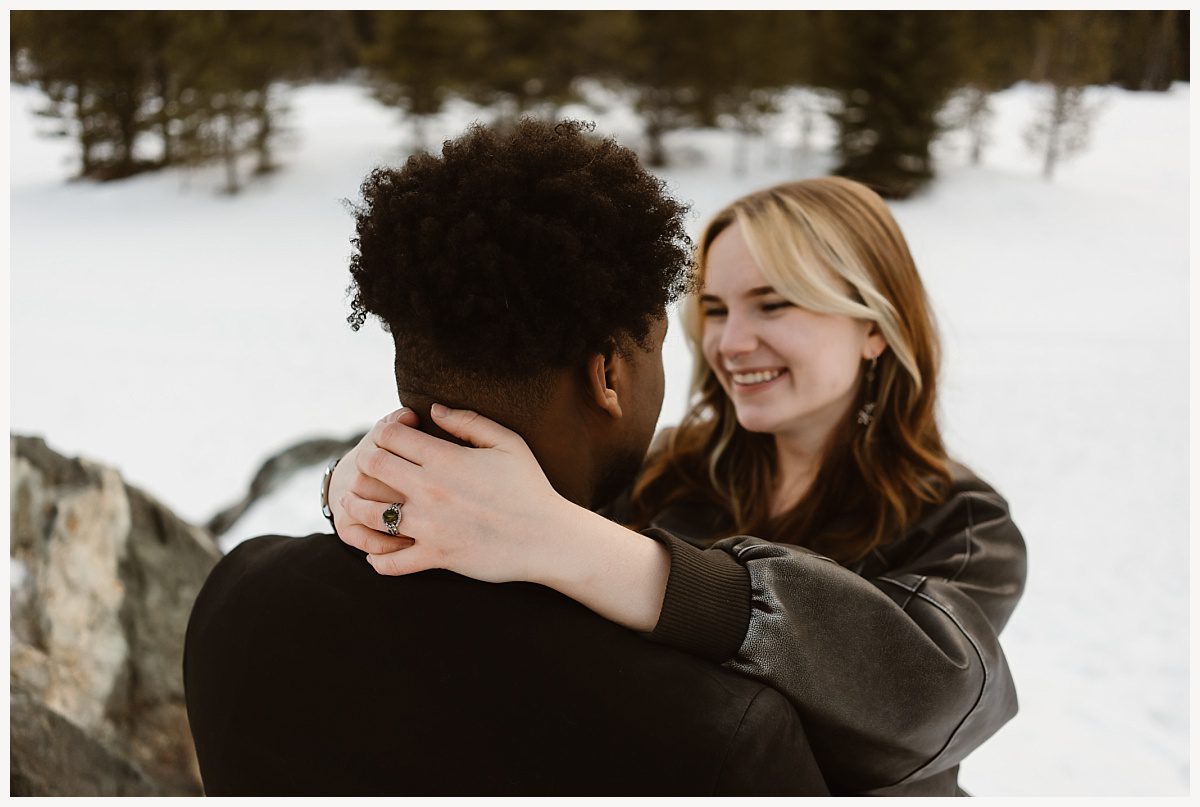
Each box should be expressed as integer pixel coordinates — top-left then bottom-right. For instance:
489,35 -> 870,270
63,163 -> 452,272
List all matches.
183,532 -> 829,796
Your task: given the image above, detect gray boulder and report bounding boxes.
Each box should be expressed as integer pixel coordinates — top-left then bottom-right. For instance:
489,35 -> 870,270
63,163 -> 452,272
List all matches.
204,431 -> 364,537
10,669 -> 158,796
10,435 -> 222,796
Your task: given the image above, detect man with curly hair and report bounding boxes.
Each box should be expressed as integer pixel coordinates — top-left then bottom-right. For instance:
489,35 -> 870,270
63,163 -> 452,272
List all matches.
183,119 -> 827,796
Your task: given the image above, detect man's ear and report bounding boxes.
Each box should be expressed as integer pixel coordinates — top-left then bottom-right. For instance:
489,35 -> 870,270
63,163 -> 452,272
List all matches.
584,345 -> 623,420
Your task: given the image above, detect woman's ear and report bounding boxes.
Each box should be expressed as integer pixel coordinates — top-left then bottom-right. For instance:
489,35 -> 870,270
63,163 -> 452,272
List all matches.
584,349 -> 623,420
863,322 -> 888,360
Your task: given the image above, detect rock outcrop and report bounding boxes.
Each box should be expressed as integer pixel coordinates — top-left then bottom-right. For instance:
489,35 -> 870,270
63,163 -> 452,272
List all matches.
10,435 -> 222,796
204,432 -> 364,537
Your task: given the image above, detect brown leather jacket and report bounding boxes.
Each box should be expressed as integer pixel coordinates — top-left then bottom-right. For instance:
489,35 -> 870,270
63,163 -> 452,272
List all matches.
619,462 -> 1027,796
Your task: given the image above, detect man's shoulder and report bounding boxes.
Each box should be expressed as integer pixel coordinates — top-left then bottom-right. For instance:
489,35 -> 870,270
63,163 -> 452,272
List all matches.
193,531 -> 601,641
196,531 -> 486,617
220,531 -> 344,566
217,531 -> 347,574
197,533 -> 351,605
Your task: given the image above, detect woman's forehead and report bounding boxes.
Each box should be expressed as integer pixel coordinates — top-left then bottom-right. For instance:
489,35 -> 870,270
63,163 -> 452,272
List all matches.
702,225 -> 770,295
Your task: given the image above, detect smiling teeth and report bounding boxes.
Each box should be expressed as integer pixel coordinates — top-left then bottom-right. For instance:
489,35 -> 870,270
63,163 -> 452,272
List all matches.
732,370 -> 783,385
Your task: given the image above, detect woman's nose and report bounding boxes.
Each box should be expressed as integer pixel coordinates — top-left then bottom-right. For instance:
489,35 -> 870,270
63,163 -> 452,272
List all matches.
718,312 -> 758,356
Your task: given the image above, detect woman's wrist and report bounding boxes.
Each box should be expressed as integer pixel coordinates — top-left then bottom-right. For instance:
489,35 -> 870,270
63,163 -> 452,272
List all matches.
534,502 -> 670,633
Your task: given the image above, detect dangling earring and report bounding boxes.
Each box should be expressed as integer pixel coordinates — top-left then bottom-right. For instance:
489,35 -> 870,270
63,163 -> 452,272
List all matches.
857,355 -> 878,426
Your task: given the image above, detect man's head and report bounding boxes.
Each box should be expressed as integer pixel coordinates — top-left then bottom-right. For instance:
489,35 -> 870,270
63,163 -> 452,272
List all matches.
347,119 -> 693,507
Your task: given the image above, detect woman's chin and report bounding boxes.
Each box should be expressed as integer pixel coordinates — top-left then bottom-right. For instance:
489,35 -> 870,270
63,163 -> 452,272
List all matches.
734,411 -> 783,436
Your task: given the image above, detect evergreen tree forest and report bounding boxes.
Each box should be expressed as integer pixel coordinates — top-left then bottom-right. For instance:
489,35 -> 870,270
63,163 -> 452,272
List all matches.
10,9 -> 1189,198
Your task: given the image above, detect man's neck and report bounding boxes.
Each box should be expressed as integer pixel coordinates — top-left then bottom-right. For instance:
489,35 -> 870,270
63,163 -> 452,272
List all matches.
396,392 -> 471,448
397,389 -> 595,509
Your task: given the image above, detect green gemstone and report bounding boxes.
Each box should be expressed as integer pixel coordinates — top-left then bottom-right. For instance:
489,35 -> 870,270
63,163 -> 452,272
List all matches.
383,508 -> 399,525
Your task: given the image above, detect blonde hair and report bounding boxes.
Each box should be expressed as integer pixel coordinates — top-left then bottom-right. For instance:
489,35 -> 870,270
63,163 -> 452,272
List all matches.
634,177 -> 950,563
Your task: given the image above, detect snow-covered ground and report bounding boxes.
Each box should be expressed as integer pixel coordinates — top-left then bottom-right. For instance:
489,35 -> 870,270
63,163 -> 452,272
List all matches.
9,80 -> 1189,796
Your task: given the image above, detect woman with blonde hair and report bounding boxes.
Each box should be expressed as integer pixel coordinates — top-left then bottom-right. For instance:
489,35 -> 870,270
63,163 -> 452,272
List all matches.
327,177 -> 1027,796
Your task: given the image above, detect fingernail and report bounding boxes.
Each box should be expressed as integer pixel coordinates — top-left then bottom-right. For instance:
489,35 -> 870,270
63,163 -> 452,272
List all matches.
431,403 -> 449,418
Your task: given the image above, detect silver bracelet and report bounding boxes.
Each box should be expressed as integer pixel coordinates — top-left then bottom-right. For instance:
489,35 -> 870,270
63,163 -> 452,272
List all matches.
320,457 -> 339,532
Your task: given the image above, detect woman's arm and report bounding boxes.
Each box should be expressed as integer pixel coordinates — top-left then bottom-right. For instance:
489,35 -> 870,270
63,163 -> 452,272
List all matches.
332,408 -> 1026,793
332,406 -> 671,633
643,479 -> 1027,794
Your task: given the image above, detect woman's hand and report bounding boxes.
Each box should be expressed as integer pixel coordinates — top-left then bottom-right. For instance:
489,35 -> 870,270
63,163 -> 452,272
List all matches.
338,404 -> 575,585
327,408 -> 419,555
337,404 -> 671,632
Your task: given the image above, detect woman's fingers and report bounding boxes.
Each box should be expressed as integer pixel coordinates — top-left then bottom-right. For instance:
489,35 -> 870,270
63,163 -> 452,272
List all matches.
368,417 -> 457,467
356,440 -> 421,493
367,544 -> 439,576
346,467 -> 404,504
341,492 -> 411,537
338,522 -> 414,555
385,407 -> 420,427
429,404 -> 520,450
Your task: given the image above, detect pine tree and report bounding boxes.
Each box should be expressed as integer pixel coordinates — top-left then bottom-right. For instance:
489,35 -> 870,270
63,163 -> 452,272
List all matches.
620,10 -> 721,167
470,11 -> 587,122
1108,10 -> 1185,92
1024,11 -> 1115,180
362,11 -> 488,152
166,11 -> 313,192
810,11 -> 969,199
947,11 -> 1040,166
708,12 -> 818,174
13,11 -> 328,187
12,11 -> 158,179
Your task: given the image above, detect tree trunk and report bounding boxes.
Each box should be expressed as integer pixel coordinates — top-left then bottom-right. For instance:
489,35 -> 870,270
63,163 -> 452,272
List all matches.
222,109 -> 240,194
114,88 -> 138,177
156,64 -> 173,166
967,88 -> 989,166
74,80 -> 95,177
1043,87 -> 1064,181
1029,23 -> 1053,83
645,119 -> 666,167
1142,10 -> 1177,91
252,100 -> 273,176
641,85 -> 672,168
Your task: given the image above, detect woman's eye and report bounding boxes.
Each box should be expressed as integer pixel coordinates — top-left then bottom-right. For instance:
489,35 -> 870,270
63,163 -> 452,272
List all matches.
761,301 -> 794,313
701,307 -> 727,318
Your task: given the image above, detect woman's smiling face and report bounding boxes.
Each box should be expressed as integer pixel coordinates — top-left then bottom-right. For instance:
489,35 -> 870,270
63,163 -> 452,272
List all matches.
699,223 -> 884,444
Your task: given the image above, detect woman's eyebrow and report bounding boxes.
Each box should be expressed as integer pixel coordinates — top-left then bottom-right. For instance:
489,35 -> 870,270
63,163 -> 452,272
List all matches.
700,286 -> 778,303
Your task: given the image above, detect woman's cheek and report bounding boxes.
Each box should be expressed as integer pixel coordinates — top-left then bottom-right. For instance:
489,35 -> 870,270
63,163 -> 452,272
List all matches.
701,332 -> 720,373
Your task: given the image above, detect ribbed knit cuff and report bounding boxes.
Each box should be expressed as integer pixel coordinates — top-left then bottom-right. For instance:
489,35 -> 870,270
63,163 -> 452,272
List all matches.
643,528 -> 751,663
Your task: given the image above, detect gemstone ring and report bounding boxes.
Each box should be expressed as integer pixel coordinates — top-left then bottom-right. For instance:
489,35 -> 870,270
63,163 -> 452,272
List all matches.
382,502 -> 403,536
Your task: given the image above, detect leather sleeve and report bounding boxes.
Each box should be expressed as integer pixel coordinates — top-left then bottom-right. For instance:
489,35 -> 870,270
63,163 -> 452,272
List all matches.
646,484 -> 1027,794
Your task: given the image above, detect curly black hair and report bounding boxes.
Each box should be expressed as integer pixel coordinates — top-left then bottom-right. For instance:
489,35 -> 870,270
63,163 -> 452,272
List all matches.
347,119 -> 693,411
